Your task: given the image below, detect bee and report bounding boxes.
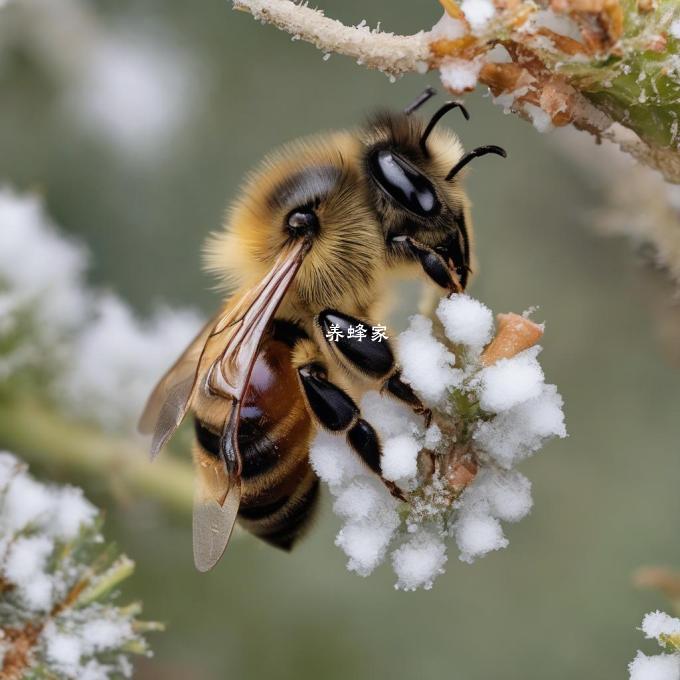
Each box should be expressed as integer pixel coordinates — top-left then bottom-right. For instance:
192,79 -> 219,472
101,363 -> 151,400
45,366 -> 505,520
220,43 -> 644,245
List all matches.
139,88 -> 506,571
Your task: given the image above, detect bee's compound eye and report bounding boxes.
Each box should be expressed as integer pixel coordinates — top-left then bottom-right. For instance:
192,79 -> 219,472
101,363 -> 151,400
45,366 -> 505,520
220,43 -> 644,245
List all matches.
287,209 -> 319,237
369,150 -> 440,217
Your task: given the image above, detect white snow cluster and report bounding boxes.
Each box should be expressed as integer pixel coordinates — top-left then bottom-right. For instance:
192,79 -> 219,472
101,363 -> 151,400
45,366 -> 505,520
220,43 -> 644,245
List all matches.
397,315 -> 461,403
60,295 -> 202,431
429,12 -> 466,42
0,187 -> 89,380
460,0 -> 496,31
629,611 -> 680,680
670,19 -> 680,41
43,614 -> 135,680
310,294 -> 566,590
0,451 -> 97,612
0,186 -> 202,431
629,653 -> 680,680
439,58 -> 483,94
430,4 -> 598,111
67,30 -> 201,160
0,452 -> 149,678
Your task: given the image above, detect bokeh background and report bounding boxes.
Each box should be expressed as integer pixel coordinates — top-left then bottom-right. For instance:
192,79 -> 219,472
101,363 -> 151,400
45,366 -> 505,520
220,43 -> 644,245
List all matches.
1,1 -> 679,678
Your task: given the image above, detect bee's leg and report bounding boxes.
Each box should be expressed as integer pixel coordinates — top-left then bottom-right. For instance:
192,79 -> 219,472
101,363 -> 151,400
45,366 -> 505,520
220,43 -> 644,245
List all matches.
391,235 -> 463,293
314,310 -> 431,427
293,344 -> 405,501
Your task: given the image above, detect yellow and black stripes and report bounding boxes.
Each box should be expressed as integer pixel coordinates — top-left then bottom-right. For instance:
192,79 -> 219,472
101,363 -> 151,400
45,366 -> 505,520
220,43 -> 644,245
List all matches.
194,414 -> 318,550
194,418 -> 279,480
238,469 -> 320,551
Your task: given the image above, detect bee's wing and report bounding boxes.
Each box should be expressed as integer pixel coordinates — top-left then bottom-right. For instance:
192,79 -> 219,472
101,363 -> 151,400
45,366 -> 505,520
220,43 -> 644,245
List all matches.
188,238 -> 311,571
192,456 -> 241,573
138,318 -> 217,459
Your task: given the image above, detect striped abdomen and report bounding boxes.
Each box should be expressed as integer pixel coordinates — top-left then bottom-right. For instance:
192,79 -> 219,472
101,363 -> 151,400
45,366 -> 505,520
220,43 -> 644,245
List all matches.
194,326 -> 318,550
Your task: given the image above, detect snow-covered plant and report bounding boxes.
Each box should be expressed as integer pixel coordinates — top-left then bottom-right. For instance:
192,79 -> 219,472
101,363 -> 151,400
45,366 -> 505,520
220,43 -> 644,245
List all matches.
233,0 -> 680,184
0,451 -> 161,679
628,611 -> 680,680
0,186 -> 202,432
310,295 -> 566,591
0,187 -> 89,385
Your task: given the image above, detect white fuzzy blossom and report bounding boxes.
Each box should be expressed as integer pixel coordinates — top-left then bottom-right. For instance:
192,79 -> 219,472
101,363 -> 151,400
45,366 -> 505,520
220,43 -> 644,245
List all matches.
0,452 -> 157,677
627,611 -> 680,680
0,187 -> 89,380
310,294 -> 566,590
628,611 -> 680,680
59,294 -> 202,431
0,186 -> 202,431
460,0 -> 496,31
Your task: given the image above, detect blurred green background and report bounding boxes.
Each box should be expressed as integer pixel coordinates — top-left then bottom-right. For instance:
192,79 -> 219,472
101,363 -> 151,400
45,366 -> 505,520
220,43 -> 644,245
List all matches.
1,1 -> 679,678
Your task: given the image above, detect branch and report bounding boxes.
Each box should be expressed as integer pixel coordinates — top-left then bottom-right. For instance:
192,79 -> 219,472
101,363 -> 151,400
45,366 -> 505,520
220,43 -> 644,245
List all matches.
233,0 -> 430,77
0,399 -> 193,514
0,453 -> 162,678
232,0 -> 680,182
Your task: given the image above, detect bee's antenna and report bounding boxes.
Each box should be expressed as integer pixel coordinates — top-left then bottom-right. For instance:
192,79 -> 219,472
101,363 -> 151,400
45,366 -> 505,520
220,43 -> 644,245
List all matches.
445,145 -> 507,181
420,101 -> 470,156
404,86 -> 437,116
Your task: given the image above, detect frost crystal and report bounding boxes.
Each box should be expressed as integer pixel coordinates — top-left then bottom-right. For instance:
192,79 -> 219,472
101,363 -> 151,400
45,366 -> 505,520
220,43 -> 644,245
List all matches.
437,294 -> 493,353
478,348 -> 544,413
642,611 -> 680,640
0,187 -> 88,381
312,293 -> 566,590
397,315 -> 461,403
629,651 -> 680,680
524,102 -> 554,133
60,294 -> 202,431
670,20 -> 680,40
429,12 -> 466,41
460,0 -> 496,31
454,512 -> 508,563
392,529 -> 447,591
629,611 -> 680,680
381,434 -> 420,484
0,452 -> 159,677
439,58 -> 482,93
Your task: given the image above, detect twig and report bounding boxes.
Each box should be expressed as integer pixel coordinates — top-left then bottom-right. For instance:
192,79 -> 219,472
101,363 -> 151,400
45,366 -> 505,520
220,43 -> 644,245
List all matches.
232,0 -> 680,183
232,0 -> 430,77
0,399 -> 193,514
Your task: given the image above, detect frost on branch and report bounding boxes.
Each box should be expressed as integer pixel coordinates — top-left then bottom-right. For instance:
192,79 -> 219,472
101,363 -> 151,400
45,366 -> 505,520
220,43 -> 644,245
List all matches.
233,0 -> 680,183
628,610 -> 680,680
310,294 -> 566,591
0,452 -> 161,679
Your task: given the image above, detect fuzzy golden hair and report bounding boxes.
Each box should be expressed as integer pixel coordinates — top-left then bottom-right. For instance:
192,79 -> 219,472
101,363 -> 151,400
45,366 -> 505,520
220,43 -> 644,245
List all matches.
205,130 -> 385,316
205,111 -> 472,319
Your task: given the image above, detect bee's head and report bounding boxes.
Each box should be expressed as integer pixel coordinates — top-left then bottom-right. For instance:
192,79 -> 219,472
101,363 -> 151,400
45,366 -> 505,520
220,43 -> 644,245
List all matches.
205,89 -> 506,312
205,131 -> 385,313
362,88 -> 506,289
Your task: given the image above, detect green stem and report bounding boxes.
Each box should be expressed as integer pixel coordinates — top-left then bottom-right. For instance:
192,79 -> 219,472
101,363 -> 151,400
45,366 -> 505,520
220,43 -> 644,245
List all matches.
0,399 -> 193,514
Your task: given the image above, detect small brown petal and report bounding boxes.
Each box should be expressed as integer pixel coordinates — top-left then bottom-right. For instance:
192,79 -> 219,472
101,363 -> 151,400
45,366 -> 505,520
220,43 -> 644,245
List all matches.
633,566 -> 680,600
446,456 -> 478,492
646,34 -> 667,52
481,313 -> 544,366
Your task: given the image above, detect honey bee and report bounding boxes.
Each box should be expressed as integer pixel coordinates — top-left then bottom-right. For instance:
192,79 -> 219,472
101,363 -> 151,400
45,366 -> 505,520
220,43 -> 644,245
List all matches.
139,88 -> 506,571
